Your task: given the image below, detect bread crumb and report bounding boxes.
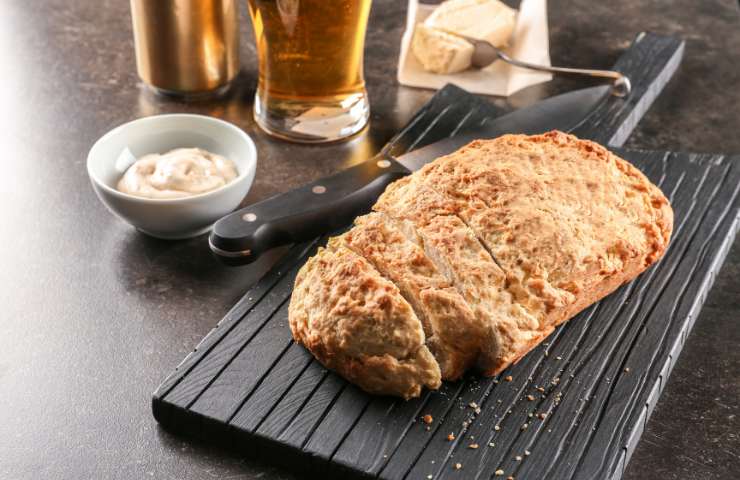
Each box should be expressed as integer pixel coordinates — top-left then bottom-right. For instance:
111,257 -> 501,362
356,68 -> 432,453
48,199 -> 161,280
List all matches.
515,455 -> 522,461
447,433 -> 455,441
489,442 -> 495,447
454,463 -> 462,470
507,477 -> 515,480
538,413 -> 547,420
427,475 -> 432,479
624,367 -> 630,373
504,375 -> 513,382
469,443 -> 479,449
520,423 -> 529,431
469,402 -> 478,409
525,450 -> 531,456
526,395 -> 535,401
422,414 -> 433,424
495,469 -> 505,476
494,425 -> 501,431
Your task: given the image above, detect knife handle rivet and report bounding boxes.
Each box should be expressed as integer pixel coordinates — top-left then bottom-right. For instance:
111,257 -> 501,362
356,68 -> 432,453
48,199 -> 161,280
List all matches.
312,185 -> 327,194
377,160 -> 391,168
242,213 -> 257,222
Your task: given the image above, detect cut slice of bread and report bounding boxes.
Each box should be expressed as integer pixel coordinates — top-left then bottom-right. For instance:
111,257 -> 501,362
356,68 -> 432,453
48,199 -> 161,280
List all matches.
375,178 -> 543,374
289,244 -> 441,399
335,212 -> 485,380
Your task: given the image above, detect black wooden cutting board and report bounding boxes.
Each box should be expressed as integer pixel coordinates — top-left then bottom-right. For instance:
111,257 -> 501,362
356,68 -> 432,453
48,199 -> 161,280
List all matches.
152,33 -> 738,479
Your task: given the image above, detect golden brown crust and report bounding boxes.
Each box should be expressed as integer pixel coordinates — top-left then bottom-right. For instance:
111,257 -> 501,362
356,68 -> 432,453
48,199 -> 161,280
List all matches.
334,212 -> 484,380
289,245 -> 441,399
419,131 -> 672,374
289,131 -> 673,398
375,179 -> 541,372
487,251 -> 649,375
417,132 -> 670,295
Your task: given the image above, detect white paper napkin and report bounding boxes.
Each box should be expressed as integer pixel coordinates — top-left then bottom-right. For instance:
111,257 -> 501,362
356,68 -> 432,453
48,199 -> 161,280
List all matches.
397,0 -> 552,97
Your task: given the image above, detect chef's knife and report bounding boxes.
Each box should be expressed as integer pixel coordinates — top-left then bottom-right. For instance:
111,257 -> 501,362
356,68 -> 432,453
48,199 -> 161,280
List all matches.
210,85 -> 611,265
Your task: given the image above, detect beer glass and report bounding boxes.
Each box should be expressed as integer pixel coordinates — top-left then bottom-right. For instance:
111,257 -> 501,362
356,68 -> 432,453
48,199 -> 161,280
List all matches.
247,0 -> 372,143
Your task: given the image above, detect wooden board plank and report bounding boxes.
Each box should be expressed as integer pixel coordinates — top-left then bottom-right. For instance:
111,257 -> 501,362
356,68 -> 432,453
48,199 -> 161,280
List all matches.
148,33 -> 740,480
571,32 -> 685,146
252,359 -> 332,440
163,263 -> 301,408
227,342 -> 314,432
188,301 -> 294,422
153,239 -> 320,400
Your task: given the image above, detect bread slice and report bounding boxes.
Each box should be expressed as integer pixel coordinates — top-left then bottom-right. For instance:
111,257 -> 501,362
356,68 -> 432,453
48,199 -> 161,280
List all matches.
334,212 -> 484,380
375,178 -> 543,374
289,131 -> 673,398
289,244 -> 441,399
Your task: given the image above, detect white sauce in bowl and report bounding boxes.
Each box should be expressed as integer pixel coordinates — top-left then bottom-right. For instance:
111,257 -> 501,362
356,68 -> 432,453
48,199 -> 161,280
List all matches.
116,148 -> 238,199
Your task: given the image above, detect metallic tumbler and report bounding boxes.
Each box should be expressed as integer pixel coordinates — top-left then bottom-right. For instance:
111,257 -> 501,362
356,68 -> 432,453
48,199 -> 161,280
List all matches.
130,0 -> 240,96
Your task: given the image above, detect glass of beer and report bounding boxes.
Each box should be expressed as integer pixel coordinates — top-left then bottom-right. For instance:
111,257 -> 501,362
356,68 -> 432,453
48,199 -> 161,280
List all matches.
247,0 -> 372,143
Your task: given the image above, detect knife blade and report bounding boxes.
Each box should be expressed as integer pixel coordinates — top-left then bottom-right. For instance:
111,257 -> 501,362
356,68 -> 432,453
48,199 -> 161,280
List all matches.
396,85 -> 609,173
210,85 -> 610,265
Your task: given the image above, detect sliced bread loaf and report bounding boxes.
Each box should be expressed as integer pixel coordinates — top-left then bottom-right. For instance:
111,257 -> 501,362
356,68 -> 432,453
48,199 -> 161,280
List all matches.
289,131 -> 673,398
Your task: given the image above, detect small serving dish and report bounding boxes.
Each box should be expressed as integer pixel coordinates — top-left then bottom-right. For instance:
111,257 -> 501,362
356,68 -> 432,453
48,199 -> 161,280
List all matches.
87,114 -> 257,239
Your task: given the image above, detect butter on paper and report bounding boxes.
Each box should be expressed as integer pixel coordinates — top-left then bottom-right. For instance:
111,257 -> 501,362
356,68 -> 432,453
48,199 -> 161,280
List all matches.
398,0 -> 552,97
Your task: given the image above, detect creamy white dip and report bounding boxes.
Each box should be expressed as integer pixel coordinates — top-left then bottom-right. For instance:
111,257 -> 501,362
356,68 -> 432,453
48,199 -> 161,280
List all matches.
116,148 -> 238,199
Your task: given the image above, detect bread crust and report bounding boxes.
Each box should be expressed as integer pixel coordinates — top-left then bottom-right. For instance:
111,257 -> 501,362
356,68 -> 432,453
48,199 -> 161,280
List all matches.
410,131 -> 673,367
289,245 -> 441,399
374,179 -> 541,372
335,212 -> 484,380
289,131 -> 673,398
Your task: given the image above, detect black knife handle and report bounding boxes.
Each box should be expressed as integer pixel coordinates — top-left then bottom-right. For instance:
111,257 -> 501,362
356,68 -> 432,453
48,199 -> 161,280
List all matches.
209,153 -> 409,265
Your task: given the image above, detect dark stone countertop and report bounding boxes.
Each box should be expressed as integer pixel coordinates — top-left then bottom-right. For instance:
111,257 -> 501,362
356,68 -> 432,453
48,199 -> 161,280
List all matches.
1,1 -> 737,479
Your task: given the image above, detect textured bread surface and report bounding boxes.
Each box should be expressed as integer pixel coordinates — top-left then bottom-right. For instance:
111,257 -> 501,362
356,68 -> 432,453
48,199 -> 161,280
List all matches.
334,212 -> 484,380
289,245 -> 441,399
374,179 -> 542,374
289,131 -> 673,398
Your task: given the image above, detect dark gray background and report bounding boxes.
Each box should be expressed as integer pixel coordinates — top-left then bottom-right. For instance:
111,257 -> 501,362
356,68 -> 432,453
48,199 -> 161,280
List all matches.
0,0 -> 737,479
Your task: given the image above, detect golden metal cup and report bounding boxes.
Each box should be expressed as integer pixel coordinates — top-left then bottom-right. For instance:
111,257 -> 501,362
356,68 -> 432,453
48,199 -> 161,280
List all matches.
130,0 -> 240,96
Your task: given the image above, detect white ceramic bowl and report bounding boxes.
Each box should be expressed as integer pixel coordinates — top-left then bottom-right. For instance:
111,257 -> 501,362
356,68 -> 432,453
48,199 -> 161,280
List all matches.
87,114 -> 257,239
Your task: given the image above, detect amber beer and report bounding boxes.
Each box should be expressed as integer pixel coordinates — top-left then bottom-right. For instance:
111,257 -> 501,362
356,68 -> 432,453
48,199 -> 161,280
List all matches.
247,0 -> 372,142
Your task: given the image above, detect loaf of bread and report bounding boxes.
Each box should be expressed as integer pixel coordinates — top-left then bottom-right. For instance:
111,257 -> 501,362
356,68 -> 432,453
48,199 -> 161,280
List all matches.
288,131 -> 673,399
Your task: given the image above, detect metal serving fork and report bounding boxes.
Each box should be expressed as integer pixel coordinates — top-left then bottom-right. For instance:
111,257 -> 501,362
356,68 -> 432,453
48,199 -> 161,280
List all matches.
462,35 -> 632,97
